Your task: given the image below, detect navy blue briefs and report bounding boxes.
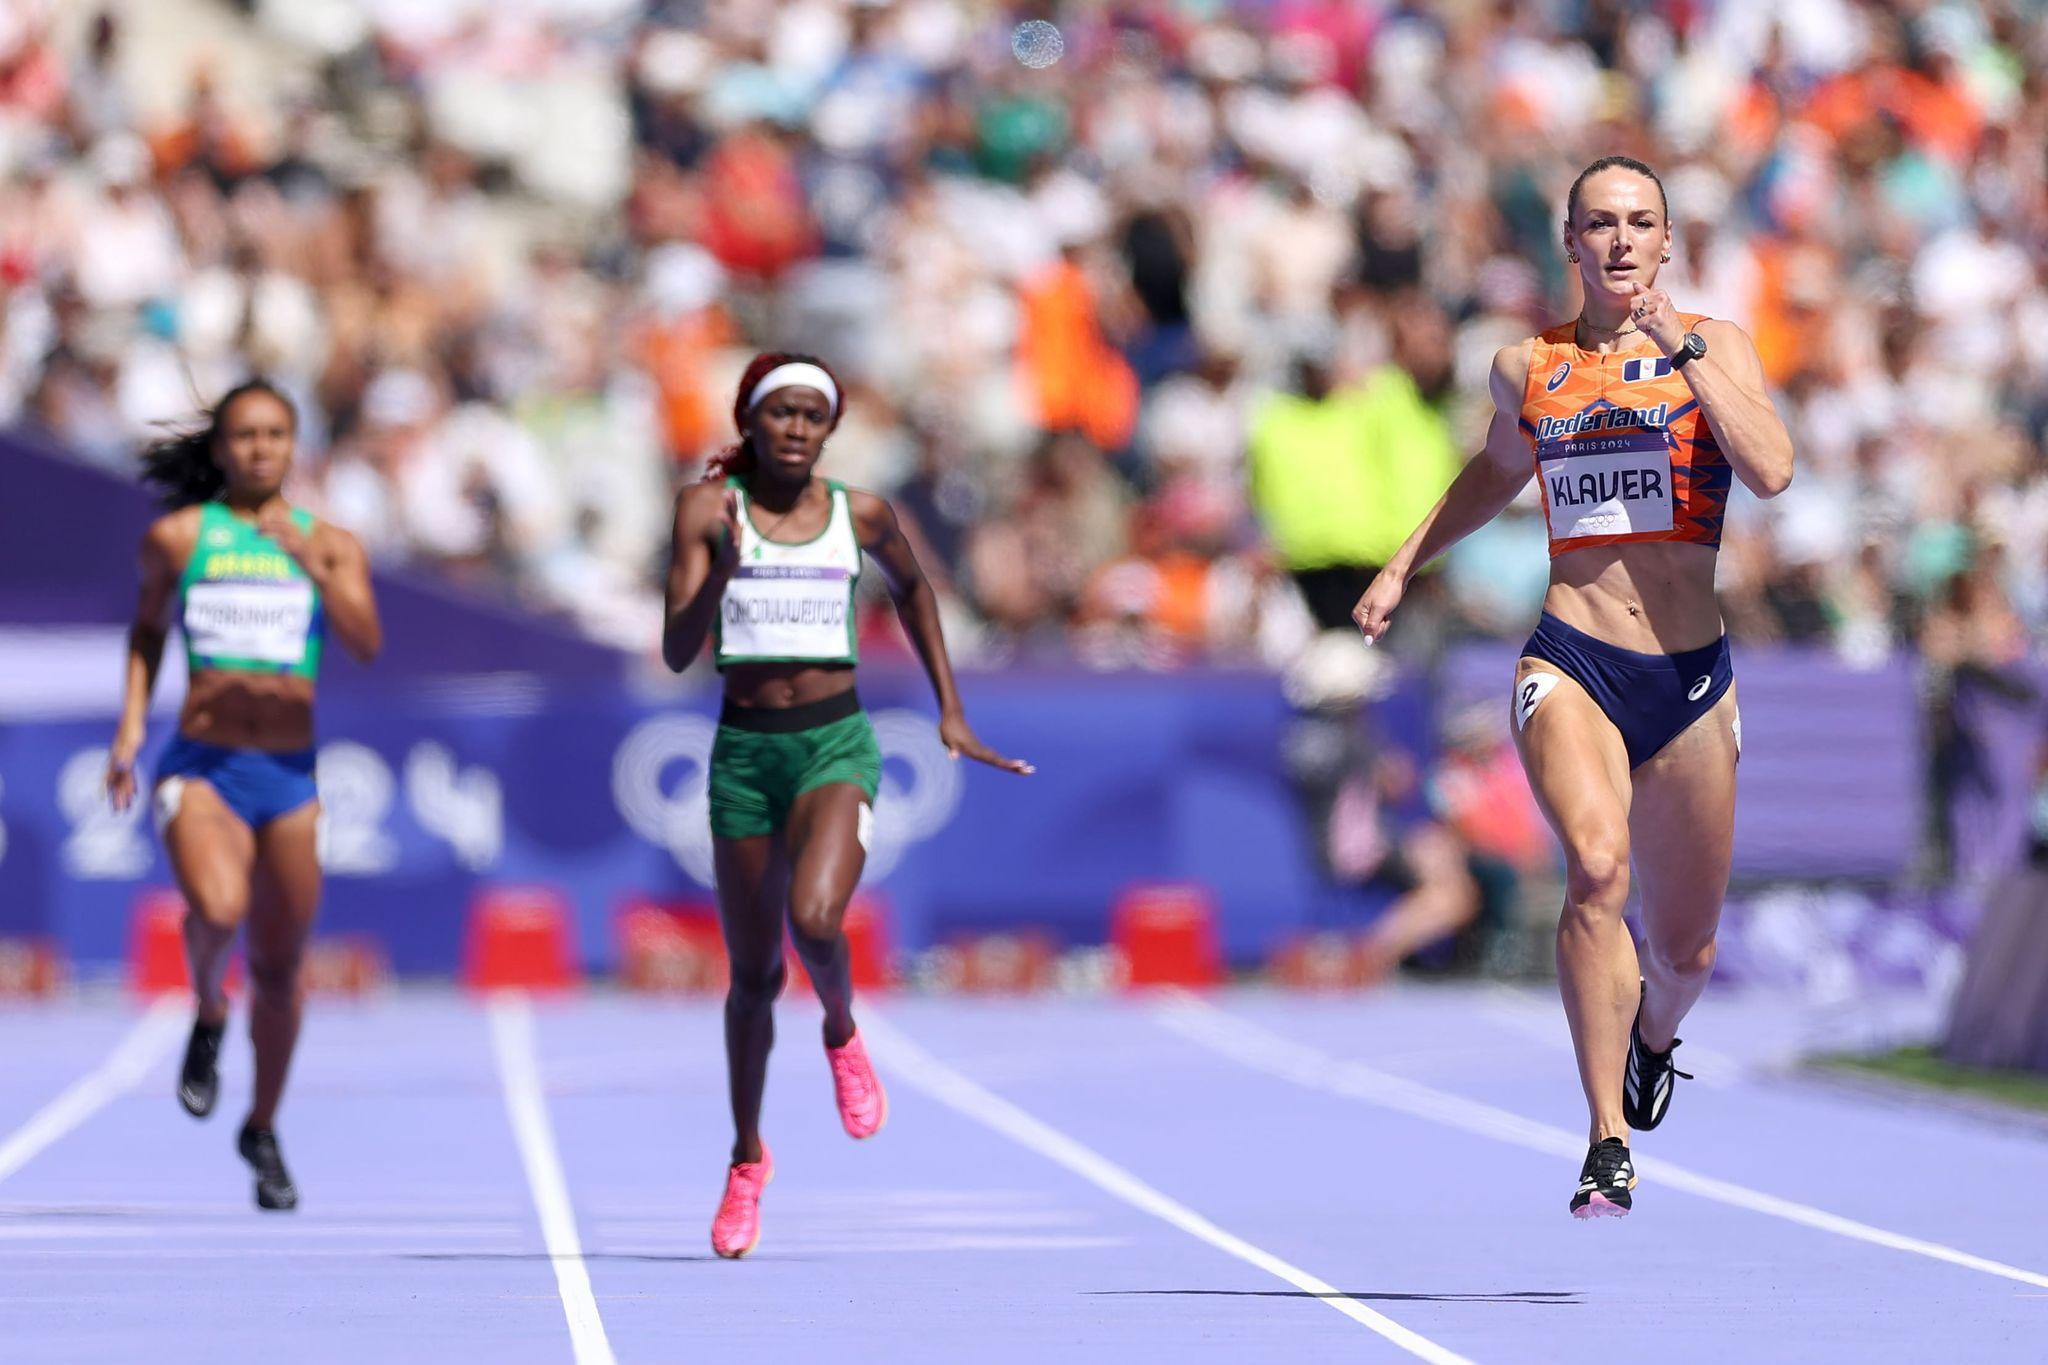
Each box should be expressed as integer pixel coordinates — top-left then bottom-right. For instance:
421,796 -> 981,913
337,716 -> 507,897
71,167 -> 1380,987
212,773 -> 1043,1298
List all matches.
1517,613 -> 1733,769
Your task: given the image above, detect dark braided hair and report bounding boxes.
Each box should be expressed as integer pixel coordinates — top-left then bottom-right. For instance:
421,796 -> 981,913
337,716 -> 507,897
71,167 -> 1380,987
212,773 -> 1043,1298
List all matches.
701,351 -> 843,484
139,378 -> 297,509
1565,155 -> 1668,225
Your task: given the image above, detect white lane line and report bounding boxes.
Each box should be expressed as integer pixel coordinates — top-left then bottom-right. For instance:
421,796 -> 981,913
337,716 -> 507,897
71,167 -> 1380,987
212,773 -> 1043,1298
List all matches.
1156,993 -> 2048,1292
0,998 -> 185,1187
861,1011 -> 1475,1365
486,994 -> 617,1365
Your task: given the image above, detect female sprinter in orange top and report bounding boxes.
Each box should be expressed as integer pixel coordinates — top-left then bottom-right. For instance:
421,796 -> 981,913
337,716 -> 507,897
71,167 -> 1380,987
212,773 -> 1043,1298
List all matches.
106,379 -> 382,1210
1353,156 -> 1793,1217
663,352 -> 1033,1257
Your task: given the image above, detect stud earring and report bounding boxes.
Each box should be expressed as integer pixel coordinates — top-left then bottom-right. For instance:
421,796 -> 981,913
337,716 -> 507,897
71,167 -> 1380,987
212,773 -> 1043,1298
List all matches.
1660,254 -> 1671,263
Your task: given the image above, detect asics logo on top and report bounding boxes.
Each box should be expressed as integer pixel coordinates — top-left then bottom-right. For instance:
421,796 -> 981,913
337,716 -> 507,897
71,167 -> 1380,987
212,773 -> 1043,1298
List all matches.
1688,675 -> 1712,701
1547,361 -> 1571,392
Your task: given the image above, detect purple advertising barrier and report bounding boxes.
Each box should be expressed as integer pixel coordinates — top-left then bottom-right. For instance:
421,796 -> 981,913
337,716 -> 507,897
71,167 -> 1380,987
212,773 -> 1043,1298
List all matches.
0,667 -> 1403,975
1,650 -> 2003,982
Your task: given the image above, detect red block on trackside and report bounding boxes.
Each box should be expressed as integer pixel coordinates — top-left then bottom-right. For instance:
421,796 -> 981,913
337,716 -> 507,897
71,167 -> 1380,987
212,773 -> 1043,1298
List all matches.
0,938 -> 65,997
301,937 -> 393,997
129,888 -> 242,997
463,886 -> 579,992
937,931 -> 1058,993
616,898 -> 726,994
844,894 -> 893,991
1267,931 -> 1368,990
1111,882 -> 1222,989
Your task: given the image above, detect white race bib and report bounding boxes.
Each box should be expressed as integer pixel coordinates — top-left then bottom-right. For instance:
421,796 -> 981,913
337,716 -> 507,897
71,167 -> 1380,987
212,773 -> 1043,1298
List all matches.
719,567 -> 853,660
1542,434 -> 1674,541
183,579 -> 315,664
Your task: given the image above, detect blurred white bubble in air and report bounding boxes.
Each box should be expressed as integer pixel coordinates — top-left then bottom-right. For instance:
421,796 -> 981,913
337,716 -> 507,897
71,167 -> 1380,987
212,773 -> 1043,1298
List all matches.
1012,20 -> 1065,69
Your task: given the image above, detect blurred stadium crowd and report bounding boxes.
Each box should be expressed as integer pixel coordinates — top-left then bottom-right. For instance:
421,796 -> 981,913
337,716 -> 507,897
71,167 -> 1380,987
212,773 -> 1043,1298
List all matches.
1,0 -> 2044,677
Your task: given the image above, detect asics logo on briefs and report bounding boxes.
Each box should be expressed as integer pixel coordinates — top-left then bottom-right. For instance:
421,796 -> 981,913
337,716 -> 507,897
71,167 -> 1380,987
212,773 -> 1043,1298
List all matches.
1688,675 -> 1712,701
1547,361 -> 1571,392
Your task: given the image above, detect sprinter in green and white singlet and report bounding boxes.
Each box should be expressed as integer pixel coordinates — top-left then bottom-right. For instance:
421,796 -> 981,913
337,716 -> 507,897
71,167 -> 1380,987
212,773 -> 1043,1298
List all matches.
663,352 -> 1033,1259
713,476 -> 860,668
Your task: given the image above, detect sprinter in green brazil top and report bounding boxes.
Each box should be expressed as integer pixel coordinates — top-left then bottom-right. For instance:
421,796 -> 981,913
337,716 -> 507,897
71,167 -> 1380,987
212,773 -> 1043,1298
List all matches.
105,378 -> 381,1215
662,351 -> 1032,1260
177,501 -> 325,678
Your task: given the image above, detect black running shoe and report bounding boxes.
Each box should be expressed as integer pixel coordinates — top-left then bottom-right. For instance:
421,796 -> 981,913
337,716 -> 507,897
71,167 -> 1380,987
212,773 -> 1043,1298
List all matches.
237,1124 -> 299,1212
1622,986 -> 1693,1132
177,1019 -> 225,1119
1570,1137 -> 1636,1218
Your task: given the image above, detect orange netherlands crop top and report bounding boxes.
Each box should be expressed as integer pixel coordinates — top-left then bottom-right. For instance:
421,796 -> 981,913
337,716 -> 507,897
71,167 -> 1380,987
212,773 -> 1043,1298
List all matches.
1519,314 -> 1730,557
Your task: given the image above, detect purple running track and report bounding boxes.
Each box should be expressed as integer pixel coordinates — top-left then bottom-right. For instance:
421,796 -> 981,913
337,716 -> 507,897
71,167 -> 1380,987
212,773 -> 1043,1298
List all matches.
0,987 -> 2041,1364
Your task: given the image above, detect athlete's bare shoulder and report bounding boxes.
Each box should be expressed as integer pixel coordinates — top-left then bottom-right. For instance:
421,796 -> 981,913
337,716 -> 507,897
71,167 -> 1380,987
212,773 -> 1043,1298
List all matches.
843,485 -> 899,543
142,505 -> 202,570
1488,338 -> 1536,412
309,519 -> 367,570
674,478 -> 732,533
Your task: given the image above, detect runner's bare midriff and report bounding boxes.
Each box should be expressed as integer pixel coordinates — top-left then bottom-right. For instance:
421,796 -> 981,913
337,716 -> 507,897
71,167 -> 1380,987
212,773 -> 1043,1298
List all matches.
178,671 -> 317,751
721,661 -> 859,710
1543,541 -> 1722,654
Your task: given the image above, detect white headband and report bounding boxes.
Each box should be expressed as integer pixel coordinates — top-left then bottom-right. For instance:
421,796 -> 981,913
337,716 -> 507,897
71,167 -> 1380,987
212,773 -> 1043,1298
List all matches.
747,362 -> 839,417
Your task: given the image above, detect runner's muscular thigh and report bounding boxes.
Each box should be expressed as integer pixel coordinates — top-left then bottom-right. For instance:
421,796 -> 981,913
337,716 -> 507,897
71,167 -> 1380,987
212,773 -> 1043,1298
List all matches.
1627,685 -> 1739,911
1511,658 -> 1633,856
159,779 -> 258,929
249,802 -> 325,958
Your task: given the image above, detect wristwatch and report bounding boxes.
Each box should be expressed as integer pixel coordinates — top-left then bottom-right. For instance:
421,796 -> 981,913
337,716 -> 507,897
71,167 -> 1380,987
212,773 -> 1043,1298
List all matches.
1671,331 -> 1707,369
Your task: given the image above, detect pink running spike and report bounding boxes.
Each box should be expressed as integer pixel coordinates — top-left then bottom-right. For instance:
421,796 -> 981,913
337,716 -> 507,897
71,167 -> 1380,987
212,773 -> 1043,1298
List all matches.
825,1029 -> 888,1140
1572,1193 -> 1630,1220
710,1143 -> 773,1259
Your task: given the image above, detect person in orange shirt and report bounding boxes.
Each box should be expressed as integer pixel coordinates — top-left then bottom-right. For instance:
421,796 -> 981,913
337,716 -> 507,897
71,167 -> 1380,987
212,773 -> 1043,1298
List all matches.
1353,156 -> 1793,1218
1015,244 -> 1139,451
633,303 -> 732,464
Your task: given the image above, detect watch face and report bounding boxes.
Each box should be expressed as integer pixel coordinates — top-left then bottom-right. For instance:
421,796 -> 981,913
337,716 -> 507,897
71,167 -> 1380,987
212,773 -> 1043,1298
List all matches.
1685,333 -> 1707,358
